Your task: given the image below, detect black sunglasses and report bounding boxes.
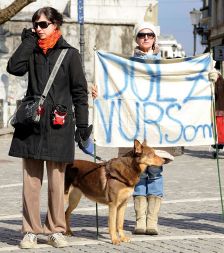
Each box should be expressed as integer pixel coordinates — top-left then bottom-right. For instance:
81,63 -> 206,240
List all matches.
137,32 -> 155,39
33,21 -> 52,29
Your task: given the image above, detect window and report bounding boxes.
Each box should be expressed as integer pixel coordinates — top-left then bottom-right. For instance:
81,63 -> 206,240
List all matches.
222,0 -> 224,24
203,0 -> 209,8
161,50 -> 164,58
214,0 -> 218,26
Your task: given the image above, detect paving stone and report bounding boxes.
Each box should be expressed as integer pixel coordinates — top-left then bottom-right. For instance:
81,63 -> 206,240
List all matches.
0,134 -> 224,252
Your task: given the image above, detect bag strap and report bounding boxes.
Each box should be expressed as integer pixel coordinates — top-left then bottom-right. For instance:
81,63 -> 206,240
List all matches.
39,48 -> 68,106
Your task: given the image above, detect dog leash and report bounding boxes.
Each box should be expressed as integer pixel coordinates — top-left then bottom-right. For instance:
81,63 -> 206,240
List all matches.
84,150 -> 106,162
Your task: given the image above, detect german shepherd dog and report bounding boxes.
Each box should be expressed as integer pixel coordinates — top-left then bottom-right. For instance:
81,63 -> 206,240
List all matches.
64,139 -> 165,245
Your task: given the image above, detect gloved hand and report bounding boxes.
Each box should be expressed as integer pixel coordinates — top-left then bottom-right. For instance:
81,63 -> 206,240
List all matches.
21,28 -> 38,47
75,125 -> 93,143
75,125 -> 93,153
208,70 -> 221,83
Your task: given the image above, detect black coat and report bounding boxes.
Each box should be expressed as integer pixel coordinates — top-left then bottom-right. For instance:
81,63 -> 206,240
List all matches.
215,75 -> 224,112
7,29 -> 88,163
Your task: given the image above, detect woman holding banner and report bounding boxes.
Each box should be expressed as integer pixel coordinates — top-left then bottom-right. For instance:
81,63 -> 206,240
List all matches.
92,22 -> 172,236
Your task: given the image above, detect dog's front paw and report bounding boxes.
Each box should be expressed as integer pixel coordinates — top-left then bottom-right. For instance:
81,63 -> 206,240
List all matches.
65,230 -> 74,237
111,238 -> 121,245
120,236 -> 131,243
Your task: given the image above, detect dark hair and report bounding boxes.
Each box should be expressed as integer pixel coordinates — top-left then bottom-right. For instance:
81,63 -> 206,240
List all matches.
32,7 -> 63,28
215,61 -> 221,70
152,43 -> 155,51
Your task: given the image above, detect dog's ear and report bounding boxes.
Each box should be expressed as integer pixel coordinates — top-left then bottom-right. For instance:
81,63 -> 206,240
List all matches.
134,139 -> 143,154
142,140 -> 147,146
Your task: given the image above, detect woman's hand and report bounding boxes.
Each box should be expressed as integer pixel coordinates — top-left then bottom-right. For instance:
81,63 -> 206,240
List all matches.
21,28 -> 38,45
91,85 -> 98,98
208,70 -> 221,83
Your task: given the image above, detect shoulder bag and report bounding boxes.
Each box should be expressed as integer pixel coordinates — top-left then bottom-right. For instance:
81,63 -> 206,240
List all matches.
11,49 -> 68,128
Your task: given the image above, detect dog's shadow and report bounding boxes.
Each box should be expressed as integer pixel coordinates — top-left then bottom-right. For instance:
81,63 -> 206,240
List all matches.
68,213 -> 135,236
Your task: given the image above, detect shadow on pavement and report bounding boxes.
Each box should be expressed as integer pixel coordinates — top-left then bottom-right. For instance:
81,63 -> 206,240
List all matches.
67,213 -> 135,234
0,227 -> 20,245
183,148 -> 224,159
1,212 -> 223,246
0,226 -> 51,246
0,213 -> 135,245
160,212 -> 224,234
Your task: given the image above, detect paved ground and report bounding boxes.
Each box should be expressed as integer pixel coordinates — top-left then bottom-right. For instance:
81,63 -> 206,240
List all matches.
0,130 -> 224,253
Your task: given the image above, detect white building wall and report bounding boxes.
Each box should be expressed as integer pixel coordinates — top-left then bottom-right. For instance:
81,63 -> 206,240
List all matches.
0,0 -> 158,24
0,0 -> 160,126
70,0 -> 158,24
210,0 -> 224,47
0,0 -> 68,13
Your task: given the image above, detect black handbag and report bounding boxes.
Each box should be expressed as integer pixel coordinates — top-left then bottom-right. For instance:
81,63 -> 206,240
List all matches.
11,96 -> 41,127
10,49 -> 68,128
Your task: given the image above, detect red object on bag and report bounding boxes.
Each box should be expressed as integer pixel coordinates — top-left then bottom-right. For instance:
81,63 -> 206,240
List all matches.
216,116 -> 224,144
52,110 -> 67,126
36,105 -> 45,116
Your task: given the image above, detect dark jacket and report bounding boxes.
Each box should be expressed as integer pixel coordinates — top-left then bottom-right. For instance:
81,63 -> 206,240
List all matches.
215,75 -> 224,112
7,29 -> 88,163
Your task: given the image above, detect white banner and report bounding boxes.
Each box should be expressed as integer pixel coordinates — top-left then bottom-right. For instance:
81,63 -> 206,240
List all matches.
94,51 -> 214,147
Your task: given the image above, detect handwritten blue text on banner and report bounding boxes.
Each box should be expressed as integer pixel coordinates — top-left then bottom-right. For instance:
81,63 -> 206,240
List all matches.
94,51 -> 214,147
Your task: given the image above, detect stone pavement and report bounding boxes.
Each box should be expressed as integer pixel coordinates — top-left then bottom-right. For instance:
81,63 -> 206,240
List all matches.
0,131 -> 224,253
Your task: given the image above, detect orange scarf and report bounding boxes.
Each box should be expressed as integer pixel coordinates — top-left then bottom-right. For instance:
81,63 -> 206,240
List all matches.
38,30 -> 62,54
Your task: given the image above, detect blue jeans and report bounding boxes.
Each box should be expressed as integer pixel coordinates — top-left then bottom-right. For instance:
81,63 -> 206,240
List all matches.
133,166 -> 163,197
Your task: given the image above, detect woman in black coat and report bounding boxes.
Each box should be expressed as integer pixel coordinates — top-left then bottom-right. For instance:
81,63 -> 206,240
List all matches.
7,7 -> 89,249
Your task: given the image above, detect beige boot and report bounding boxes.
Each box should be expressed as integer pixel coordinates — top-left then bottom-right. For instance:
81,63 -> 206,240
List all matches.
146,196 -> 162,235
133,196 -> 147,234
